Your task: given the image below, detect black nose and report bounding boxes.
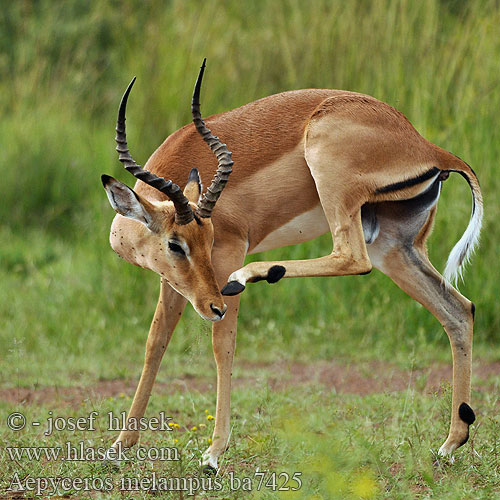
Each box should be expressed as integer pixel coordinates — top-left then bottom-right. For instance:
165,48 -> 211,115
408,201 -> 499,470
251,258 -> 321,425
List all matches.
210,304 -> 225,318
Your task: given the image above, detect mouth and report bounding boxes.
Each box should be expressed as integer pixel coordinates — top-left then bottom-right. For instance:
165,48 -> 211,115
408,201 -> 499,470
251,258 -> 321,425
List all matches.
197,304 -> 227,322
198,311 -> 226,322
207,313 -> 225,322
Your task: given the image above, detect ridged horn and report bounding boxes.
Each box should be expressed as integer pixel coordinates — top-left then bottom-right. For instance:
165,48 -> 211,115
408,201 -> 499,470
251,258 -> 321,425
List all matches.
191,59 -> 234,218
115,77 -> 194,225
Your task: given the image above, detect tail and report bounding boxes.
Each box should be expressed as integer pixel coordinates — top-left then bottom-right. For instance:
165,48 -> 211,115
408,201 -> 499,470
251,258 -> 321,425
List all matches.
442,157 -> 483,285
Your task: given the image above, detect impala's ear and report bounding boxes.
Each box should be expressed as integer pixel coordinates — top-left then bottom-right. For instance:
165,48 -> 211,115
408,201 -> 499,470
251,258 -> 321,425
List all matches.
101,175 -> 157,229
183,168 -> 202,204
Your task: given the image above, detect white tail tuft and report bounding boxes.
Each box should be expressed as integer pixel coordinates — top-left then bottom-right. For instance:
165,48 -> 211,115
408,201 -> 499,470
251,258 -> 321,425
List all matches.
443,193 -> 483,285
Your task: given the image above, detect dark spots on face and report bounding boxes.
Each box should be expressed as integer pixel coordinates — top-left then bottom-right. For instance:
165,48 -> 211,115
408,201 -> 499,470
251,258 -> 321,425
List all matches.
221,281 -> 246,296
459,402 -> 476,425
471,302 -> 476,321
267,265 -> 286,283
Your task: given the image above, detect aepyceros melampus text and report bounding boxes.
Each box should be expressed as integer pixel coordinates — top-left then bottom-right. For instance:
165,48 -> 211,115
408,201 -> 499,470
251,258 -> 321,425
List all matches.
102,60 -> 482,471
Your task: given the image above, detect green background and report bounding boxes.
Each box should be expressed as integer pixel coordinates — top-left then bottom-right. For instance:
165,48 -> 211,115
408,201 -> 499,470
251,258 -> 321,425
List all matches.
1,1 -> 499,498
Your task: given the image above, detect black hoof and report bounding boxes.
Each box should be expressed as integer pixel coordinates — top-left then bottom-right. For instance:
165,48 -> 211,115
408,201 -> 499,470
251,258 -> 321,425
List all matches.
266,265 -> 286,283
221,281 -> 246,296
202,464 -> 217,476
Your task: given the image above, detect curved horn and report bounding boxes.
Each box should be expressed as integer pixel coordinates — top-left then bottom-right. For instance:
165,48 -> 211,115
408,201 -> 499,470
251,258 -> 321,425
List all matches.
115,78 -> 194,225
192,59 -> 234,218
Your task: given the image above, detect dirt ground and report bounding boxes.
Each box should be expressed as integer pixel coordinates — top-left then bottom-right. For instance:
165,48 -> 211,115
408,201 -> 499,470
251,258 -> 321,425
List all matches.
1,360 -> 499,407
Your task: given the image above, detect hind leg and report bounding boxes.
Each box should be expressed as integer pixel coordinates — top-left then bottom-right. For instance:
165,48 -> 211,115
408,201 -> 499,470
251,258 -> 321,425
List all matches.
222,205 -> 372,294
223,156 -> 373,294
370,238 -> 475,455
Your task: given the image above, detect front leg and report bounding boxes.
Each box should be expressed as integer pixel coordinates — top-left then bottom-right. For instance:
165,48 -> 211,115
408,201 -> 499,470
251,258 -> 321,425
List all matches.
202,239 -> 245,472
109,278 -> 186,453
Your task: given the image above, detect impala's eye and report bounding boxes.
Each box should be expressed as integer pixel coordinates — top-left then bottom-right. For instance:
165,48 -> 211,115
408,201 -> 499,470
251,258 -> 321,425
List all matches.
168,241 -> 186,256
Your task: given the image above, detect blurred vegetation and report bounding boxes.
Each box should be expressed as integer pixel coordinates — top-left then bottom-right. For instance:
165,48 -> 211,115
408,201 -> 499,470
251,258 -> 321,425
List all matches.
1,1 -> 500,497
0,0 -> 499,385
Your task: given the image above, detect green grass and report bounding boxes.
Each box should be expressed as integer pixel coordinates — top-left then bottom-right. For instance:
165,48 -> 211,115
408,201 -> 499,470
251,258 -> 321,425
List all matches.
1,0 -> 500,497
1,380 -> 500,498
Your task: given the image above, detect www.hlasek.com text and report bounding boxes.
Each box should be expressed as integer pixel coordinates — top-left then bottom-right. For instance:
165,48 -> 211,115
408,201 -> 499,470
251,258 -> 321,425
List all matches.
6,441 -> 178,462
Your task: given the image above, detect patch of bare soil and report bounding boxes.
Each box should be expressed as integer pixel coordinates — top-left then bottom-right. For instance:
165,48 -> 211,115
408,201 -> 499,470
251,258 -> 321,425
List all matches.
1,361 -> 498,407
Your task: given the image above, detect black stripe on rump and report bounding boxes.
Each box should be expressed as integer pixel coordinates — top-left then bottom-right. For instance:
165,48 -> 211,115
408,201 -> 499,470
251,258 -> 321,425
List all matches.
376,166 -> 440,194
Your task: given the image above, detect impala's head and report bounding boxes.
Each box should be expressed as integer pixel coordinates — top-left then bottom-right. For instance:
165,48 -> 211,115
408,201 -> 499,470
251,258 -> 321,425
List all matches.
102,60 -> 233,322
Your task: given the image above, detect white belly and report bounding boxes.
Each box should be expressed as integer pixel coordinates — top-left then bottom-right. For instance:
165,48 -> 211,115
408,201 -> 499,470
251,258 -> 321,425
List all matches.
250,205 -> 330,254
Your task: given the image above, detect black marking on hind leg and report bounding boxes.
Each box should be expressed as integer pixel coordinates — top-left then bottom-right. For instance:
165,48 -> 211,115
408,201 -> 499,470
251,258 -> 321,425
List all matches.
457,403 -> 475,448
459,402 -> 476,425
247,265 -> 286,285
267,265 -> 286,283
471,302 -> 476,321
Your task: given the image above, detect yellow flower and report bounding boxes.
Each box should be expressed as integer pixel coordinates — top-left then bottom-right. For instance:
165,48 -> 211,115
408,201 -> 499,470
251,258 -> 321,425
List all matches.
168,422 -> 175,428
207,438 -> 212,444
351,472 -> 377,498
173,439 -> 178,443
205,409 -> 209,414
191,426 -> 197,431
174,423 -> 180,429
207,415 -> 215,421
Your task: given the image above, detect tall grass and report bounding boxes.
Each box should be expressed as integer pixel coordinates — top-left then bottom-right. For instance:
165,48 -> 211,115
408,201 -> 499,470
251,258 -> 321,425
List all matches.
1,0 -> 499,385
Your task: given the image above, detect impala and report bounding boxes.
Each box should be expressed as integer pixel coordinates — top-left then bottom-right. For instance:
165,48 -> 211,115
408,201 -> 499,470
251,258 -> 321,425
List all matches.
102,60 -> 482,472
